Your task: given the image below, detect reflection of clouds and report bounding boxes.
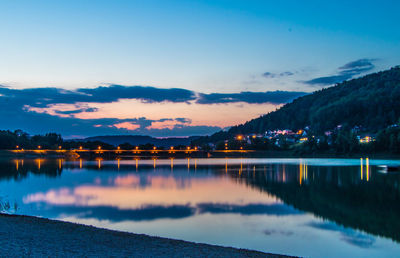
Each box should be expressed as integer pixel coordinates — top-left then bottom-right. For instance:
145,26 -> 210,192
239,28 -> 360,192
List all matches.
197,203 -> 301,216
94,177 -> 102,185
23,188 -> 96,206
58,204 -> 196,222
307,222 -> 375,248
263,229 -> 294,236
340,231 -> 375,248
31,203 -> 300,223
21,172 -> 294,222
23,174 -> 279,210
114,175 -> 140,186
113,174 -> 191,189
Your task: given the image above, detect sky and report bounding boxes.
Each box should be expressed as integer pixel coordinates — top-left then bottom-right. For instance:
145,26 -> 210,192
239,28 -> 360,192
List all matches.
0,0 -> 399,138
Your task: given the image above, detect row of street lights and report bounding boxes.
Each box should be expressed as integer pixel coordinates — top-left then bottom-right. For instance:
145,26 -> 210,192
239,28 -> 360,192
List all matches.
94,146 -> 198,151
15,145 -> 198,151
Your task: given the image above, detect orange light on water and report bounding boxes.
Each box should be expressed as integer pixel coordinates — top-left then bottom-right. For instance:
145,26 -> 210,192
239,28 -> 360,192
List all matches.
360,158 -> 363,180
36,159 -> 42,170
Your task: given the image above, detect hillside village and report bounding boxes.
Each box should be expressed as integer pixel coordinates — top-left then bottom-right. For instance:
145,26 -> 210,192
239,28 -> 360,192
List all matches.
198,122 -> 400,155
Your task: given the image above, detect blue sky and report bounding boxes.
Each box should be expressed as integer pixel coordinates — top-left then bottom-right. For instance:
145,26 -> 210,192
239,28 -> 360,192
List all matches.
0,0 -> 399,137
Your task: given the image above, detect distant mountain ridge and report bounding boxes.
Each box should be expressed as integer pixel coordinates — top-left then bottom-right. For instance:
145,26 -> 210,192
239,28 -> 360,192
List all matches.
84,135 -> 199,147
195,66 -> 400,144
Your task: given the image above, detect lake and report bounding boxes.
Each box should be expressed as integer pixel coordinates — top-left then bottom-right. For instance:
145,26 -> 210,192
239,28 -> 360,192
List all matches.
1,157 -> 400,257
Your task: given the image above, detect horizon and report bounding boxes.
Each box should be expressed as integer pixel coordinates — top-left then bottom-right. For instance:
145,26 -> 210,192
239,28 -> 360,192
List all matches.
1,1 -> 399,138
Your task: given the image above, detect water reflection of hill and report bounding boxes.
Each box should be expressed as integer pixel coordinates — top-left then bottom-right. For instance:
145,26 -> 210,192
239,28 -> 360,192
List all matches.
227,164 -> 400,242
0,159 -> 62,181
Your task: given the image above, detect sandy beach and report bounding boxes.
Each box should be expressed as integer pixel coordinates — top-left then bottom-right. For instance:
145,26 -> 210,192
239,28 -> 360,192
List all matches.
0,214 -> 287,257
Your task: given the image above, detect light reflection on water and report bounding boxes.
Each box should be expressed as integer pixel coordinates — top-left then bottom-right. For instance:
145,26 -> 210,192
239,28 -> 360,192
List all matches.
1,158 -> 400,257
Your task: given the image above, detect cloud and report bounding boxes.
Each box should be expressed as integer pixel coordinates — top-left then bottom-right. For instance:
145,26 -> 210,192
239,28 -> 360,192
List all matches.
303,74 -> 354,86
262,71 -> 295,78
196,91 -> 307,104
175,118 -> 192,124
54,107 -> 98,115
0,85 -> 196,109
0,84 -> 304,137
0,104 -> 221,137
0,85 -> 305,108
279,71 -> 294,76
338,58 -> 376,70
77,85 -> 196,103
113,122 -> 141,131
262,72 -> 276,78
303,58 -> 376,86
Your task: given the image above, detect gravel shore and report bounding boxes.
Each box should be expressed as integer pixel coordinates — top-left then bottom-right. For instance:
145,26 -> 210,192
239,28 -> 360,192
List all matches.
0,214 -> 288,257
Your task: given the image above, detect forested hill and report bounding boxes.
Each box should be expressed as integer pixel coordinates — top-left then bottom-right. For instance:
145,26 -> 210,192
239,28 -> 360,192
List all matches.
197,66 -> 400,143
84,135 -> 198,147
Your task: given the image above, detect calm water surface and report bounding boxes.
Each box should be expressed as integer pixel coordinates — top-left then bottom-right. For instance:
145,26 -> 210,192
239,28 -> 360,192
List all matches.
1,157 -> 400,257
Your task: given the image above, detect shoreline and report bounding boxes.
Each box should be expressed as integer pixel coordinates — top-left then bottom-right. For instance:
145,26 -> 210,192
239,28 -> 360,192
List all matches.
0,213 -> 289,257
2,149 -> 399,160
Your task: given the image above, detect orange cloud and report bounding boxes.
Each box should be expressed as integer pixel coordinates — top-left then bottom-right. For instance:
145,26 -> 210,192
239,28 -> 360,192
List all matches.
147,120 -> 184,130
45,100 -> 279,128
113,122 -> 140,130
